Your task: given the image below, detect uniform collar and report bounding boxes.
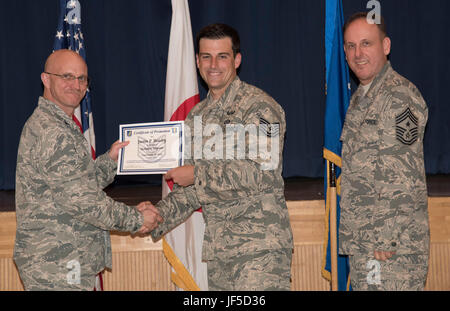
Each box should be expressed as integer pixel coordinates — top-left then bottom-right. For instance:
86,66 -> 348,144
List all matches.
359,61 -> 392,101
38,96 -> 80,132
206,76 -> 241,108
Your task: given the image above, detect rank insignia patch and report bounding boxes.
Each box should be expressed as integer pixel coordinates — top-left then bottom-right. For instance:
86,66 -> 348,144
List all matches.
395,107 -> 418,145
259,117 -> 280,137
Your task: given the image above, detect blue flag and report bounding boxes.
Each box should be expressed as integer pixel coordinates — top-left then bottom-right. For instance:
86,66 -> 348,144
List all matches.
322,0 -> 351,291
53,0 -> 96,159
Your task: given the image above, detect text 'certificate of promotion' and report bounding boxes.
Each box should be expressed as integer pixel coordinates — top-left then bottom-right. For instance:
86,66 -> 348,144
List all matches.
117,121 -> 184,175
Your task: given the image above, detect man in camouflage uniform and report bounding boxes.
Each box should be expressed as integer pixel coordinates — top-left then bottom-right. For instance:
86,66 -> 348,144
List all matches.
339,13 -> 429,290
14,49 -> 161,290
148,24 -> 293,290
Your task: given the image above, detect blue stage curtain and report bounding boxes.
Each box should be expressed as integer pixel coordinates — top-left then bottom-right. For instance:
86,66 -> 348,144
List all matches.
1,0 -> 449,189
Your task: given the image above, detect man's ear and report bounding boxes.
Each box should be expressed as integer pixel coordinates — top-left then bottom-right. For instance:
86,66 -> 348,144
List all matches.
382,36 -> 391,56
41,72 -> 50,89
234,52 -> 242,69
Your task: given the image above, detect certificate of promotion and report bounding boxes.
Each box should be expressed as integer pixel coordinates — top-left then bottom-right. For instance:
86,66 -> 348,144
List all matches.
117,121 -> 184,175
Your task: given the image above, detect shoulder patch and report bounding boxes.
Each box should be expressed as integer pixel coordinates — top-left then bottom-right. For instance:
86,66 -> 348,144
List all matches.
395,107 -> 418,145
259,117 -> 280,138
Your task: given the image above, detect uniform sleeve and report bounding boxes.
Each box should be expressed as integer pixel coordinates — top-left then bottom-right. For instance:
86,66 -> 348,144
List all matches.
93,152 -> 118,189
373,89 -> 428,252
150,185 -> 201,241
36,131 -> 144,233
193,98 -> 286,206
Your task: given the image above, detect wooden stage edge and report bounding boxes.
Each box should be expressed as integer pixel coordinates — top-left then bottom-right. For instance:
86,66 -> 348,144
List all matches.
2,174 -> 450,212
1,197 -> 450,291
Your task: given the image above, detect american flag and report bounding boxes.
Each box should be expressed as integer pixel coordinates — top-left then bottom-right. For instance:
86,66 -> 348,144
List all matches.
53,0 -> 96,160
52,0 -> 101,290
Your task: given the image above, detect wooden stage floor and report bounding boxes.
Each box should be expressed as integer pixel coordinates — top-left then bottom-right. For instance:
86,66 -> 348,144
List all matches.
1,174 -> 449,212
1,175 -> 450,290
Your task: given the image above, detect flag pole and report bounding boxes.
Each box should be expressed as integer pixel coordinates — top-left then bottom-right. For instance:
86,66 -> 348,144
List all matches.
329,161 -> 338,291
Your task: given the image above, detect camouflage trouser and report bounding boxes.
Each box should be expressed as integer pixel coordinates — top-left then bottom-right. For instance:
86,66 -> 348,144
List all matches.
207,248 -> 292,291
349,253 -> 428,291
18,266 -> 85,291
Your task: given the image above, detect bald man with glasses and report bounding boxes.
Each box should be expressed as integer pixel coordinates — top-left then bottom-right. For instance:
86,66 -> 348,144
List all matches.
14,49 -> 162,290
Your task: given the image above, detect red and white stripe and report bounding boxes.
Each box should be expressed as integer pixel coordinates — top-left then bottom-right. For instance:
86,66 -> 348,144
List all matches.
72,104 -> 96,160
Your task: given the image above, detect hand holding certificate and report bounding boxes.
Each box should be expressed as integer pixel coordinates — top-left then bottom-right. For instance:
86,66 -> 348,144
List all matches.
117,121 -> 184,175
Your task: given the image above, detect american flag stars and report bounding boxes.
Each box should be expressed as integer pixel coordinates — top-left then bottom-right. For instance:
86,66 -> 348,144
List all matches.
55,27 -> 84,54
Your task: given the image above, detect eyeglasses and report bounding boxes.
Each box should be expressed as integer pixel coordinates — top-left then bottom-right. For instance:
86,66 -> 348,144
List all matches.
44,72 -> 90,87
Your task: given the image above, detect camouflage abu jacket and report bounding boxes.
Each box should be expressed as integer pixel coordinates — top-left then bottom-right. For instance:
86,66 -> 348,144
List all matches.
151,77 -> 294,261
339,62 -> 429,256
14,97 -> 144,290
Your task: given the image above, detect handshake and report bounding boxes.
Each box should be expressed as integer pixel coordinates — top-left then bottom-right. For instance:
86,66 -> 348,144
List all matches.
135,201 -> 163,234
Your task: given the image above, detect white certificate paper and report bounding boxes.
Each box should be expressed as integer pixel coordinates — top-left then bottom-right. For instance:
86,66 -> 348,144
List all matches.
117,121 -> 184,175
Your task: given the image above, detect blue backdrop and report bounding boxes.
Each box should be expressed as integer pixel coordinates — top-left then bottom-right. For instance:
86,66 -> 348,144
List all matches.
1,0 -> 449,189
